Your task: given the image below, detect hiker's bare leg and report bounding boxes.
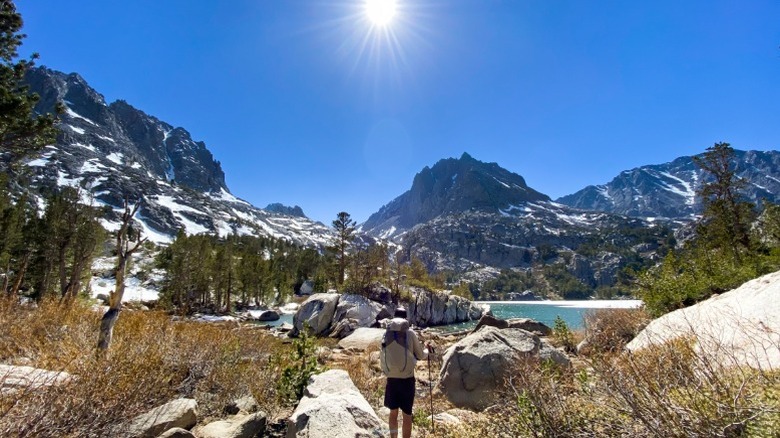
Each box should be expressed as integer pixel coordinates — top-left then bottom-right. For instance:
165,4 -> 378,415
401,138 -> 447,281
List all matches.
402,412 -> 412,438
389,408 -> 399,438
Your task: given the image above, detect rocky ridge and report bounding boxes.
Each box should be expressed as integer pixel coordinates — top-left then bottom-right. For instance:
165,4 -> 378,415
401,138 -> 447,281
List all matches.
557,149 -> 780,220
19,66 -> 332,246
361,153 -> 671,293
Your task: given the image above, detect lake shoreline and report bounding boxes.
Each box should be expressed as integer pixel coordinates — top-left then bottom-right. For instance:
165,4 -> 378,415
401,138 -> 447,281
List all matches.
478,299 -> 643,309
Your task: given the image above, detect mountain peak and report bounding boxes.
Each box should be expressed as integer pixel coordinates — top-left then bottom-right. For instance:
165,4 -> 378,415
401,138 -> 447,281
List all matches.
362,153 -> 549,235
17,66 -> 334,246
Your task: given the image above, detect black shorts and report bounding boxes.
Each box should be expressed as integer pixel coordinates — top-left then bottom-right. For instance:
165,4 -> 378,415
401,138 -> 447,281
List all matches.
384,377 -> 416,415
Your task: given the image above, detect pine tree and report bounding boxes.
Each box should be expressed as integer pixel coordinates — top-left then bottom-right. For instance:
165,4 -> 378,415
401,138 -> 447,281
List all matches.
693,142 -> 756,260
330,211 -> 356,286
0,0 -> 60,165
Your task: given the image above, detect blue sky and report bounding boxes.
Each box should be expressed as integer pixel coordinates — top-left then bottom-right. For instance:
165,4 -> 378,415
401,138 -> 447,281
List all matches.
17,0 -> 780,224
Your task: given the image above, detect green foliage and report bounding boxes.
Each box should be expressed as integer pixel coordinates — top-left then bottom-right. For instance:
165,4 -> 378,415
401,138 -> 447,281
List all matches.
402,256 -> 445,292
635,143 -> 780,317
343,241 -> 392,293
451,281 -> 473,299
636,246 -> 770,317
0,0 -> 61,165
158,232 -> 328,312
481,269 -> 540,300
543,264 -> 590,299
552,315 -> 575,353
0,185 -> 104,299
412,406 -> 432,428
694,142 -> 756,260
276,327 -> 321,404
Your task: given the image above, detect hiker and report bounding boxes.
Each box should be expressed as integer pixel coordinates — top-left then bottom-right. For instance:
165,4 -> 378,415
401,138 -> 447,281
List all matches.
380,307 -> 434,438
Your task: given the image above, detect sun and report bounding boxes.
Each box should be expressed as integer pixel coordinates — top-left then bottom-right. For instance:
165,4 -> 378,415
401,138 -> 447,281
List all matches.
365,0 -> 397,27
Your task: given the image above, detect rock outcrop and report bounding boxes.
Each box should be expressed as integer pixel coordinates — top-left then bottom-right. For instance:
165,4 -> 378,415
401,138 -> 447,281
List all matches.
291,293 -> 340,336
126,398 -> 197,438
627,270 -> 780,370
253,310 -> 280,322
292,288 -> 487,338
287,369 -> 383,437
333,294 -> 393,328
224,395 -> 260,415
439,326 -> 569,411
472,314 -> 550,335
198,412 -> 266,438
405,287 -> 486,328
0,364 -> 72,393
156,428 -> 195,438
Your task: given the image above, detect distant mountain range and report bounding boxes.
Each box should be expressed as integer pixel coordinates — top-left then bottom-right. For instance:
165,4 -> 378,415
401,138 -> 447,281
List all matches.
360,153 -> 672,293
556,150 -> 780,219
15,66 -> 780,296
19,66 -> 332,246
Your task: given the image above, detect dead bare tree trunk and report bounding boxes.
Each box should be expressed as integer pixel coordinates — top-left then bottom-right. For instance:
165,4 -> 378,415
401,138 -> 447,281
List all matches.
97,198 -> 146,352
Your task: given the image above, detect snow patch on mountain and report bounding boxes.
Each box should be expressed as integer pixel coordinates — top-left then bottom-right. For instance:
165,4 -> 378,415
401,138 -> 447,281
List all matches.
66,125 -> 85,134
64,107 -> 98,126
105,153 -> 123,165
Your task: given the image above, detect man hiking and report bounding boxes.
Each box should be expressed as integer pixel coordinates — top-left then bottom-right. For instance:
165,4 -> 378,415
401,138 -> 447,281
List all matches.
380,307 -> 434,438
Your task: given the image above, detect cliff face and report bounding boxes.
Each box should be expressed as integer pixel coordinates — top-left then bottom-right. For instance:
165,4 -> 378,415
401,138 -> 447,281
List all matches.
19,66 -> 333,246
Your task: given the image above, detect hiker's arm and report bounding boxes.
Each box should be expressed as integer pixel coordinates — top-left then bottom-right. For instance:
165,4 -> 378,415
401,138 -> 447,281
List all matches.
412,331 -> 428,360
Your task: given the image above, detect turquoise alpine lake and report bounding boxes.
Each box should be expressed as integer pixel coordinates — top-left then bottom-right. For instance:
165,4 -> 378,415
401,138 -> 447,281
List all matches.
432,300 -> 643,333
268,300 -> 642,332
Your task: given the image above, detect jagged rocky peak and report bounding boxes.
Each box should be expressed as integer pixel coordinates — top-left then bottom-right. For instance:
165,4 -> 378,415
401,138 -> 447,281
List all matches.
25,66 -> 227,194
265,203 -> 306,218
362,152 -> 549,235
16,66 -> 334,247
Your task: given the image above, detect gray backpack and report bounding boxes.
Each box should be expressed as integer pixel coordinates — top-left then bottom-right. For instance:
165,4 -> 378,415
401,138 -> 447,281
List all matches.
380,319 -> 413,375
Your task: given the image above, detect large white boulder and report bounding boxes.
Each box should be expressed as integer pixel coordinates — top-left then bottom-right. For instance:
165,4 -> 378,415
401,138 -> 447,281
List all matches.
287,369 -> 383,437
337,328 -> 385,351
439,326 -> 569,411
127,398 -> 197,438
627,270 -> 780,370
291,293 -> 340,336
332,294 -> 384,328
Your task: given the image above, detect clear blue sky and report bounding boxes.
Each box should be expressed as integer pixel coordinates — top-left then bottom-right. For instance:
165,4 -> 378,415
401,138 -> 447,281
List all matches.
17,1 -> 780,224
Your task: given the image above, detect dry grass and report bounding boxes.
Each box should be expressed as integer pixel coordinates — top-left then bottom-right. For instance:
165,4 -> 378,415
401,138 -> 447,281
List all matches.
0,297 -> 290,437
461,328 -> 780,438
579,307 -> 651,356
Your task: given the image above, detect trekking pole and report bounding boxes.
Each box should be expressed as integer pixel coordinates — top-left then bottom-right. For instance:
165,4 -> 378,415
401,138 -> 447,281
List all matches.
428,348 -> 435,436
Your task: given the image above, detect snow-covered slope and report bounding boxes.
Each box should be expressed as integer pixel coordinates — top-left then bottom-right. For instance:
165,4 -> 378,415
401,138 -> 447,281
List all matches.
20,67 -> 333,246
557,150 -> 780,220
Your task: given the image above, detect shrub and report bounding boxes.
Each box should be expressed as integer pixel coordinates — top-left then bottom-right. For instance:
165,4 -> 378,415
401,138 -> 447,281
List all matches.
0,297 -> 287,436
595,338 -> 780,437
579,308 -> 651,356
551,316 -> 576,353
276,327 -> 321,405
464,323 -> 780,437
